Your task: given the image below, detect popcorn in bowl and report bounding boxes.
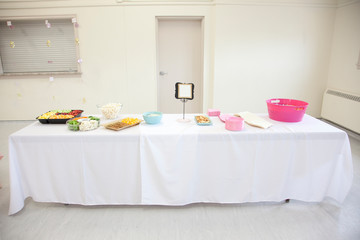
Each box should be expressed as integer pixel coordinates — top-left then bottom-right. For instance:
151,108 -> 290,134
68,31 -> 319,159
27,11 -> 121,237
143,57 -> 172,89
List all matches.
97,103 -> 123,119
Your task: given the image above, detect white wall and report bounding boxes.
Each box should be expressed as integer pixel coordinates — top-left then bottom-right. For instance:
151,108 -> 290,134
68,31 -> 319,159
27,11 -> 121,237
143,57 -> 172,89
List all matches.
327,1 -> 360,94
0,3 -> 214,120
0,6 -> 131,119
0,0 -> 340,120
213,4 -> 335,115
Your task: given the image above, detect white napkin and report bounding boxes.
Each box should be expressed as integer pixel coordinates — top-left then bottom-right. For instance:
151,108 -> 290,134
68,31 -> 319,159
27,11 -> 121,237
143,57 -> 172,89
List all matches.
235,112 -> 273,129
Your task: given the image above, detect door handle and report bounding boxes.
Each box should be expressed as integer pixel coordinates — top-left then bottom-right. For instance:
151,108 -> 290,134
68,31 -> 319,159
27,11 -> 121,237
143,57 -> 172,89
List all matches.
159,71 -> 168,76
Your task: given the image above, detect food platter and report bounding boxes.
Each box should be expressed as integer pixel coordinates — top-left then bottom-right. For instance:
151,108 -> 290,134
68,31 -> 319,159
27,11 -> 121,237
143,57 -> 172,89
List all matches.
67,116 -> 100,131
36,110 -> 83,124
103,118 -> 142,131
194,115 -> 212,126
103,121 -> 140,131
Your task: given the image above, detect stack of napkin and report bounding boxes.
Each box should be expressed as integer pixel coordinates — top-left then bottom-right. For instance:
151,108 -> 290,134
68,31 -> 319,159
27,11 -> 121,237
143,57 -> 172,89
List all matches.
235,112 -> 273,129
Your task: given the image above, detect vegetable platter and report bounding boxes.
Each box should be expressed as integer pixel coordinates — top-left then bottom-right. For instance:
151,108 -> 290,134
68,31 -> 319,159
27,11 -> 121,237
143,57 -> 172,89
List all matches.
67,116 -> 100,131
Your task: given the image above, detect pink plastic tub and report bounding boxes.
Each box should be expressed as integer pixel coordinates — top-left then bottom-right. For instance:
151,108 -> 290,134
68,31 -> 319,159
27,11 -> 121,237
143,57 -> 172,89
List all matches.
266,98 -> 308,122
208,109 -> 221,116
225,117 -> 244,131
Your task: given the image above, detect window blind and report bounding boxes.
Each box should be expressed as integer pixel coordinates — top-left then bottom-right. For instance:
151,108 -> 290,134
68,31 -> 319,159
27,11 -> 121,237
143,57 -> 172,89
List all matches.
0,18 -> 78,74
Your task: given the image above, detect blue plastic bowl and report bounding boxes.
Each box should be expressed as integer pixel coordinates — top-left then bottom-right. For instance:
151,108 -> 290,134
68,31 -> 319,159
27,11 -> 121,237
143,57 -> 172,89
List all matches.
143,111 -> 163,124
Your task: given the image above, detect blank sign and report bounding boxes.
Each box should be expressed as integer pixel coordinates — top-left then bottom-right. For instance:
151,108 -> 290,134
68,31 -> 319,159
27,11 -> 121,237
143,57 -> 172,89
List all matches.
175,83 -> 194,100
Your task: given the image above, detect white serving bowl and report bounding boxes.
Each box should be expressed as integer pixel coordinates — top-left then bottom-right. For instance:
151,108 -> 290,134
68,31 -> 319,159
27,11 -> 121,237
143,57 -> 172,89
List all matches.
97,103 -> 123,119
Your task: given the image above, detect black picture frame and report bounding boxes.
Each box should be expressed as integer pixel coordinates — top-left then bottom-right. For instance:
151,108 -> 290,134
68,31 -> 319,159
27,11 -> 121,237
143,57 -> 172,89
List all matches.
175,82 -> 194,100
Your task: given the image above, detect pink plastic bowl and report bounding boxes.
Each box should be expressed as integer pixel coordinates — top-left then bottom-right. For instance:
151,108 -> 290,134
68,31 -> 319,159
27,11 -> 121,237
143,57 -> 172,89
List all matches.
225,117 -> 244,131
266,98 -> 308,122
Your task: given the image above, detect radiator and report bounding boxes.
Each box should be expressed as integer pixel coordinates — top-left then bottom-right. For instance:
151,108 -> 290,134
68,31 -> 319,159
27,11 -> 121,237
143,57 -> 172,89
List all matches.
321,88 -> 360,134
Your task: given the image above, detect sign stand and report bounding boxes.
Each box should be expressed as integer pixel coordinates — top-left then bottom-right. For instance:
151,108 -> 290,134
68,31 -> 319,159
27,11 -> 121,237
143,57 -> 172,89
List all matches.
175,82 -> 194,123
177,99 -> 190,123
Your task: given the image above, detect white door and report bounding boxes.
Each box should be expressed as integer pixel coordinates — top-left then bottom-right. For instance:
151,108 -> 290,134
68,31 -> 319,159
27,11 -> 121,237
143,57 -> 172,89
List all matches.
157,18 -> 203,113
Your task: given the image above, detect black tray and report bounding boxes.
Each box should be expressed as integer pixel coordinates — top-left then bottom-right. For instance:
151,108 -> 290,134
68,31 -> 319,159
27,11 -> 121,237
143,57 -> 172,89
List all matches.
36,110 -> 83,124
37,118 -> 49,124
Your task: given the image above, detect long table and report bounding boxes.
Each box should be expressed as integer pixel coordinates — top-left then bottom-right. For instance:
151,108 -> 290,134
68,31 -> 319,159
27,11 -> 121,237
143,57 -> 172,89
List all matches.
9,114 -> 353,215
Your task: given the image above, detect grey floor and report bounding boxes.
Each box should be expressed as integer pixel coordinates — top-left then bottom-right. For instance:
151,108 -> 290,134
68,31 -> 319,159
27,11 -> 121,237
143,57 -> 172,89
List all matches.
0,120 -> 359,240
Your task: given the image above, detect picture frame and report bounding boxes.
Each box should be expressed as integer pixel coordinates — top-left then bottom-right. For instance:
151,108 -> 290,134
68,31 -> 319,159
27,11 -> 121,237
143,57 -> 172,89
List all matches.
175,82 -> 194,100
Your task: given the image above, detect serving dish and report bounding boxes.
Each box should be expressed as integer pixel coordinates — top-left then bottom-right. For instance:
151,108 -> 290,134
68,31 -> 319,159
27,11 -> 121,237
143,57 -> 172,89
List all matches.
97,103 -> 123,119
194,115 -> 212,126
66,116 -> 100,131
143,111 -> 162,124
36,110 -> 83,124
103,117 -> 142,131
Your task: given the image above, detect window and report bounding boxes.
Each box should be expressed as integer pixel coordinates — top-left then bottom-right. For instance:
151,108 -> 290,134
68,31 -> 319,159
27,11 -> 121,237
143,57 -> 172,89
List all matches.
0,17 -> 80,76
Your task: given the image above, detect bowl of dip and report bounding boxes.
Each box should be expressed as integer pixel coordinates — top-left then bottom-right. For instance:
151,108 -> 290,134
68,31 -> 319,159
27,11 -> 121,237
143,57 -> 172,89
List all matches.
143,111 -> 163,124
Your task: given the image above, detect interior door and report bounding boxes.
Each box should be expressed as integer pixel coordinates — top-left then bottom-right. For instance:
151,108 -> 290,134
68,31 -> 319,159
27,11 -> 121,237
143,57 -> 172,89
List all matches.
157,18 -> 203,113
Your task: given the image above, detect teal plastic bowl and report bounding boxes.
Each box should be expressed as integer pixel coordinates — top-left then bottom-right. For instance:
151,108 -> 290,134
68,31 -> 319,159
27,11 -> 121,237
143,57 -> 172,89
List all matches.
143,111 -> 163,124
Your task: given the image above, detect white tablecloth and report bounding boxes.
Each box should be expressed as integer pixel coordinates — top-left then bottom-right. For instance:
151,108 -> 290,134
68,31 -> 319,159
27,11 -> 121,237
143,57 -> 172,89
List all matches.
9,114 -> 353,215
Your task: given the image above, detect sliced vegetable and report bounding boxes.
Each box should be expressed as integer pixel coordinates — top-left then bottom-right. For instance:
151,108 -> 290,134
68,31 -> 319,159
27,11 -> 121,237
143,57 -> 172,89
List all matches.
89,116 -> 100,121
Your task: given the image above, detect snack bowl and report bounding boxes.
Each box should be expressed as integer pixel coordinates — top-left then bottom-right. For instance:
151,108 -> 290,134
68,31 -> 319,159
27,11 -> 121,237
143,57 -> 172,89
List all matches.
66,116 -> 100,131
97,103 -> 123,119
143,111 -> 163,124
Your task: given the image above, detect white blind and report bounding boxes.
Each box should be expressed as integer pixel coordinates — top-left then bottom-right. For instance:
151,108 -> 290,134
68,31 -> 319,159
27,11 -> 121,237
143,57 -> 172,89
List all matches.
0,18 -> 78,74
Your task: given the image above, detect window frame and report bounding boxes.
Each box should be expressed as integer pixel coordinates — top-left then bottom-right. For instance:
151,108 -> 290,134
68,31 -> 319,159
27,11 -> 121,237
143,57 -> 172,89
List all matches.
0,15 -> 82,78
